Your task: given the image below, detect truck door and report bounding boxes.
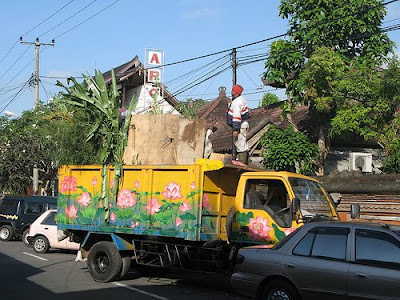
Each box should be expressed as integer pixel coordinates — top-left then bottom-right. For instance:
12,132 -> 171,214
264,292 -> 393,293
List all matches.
231,178 -> 296,245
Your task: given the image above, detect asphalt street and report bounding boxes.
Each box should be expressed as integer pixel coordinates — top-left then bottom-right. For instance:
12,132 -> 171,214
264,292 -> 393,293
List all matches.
0,240 -> 247,300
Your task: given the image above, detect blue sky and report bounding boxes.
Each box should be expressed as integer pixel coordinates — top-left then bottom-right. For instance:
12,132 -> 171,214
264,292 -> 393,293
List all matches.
1,0 -> 400,116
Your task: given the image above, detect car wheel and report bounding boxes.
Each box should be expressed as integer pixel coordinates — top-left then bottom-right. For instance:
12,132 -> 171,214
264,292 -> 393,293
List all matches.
22,229 -> 30,246
0,225 -> 14,241
33,236 -> 50,254
87,241 -> 122,283
262,279 -> 300,300
119,254 -> 132,279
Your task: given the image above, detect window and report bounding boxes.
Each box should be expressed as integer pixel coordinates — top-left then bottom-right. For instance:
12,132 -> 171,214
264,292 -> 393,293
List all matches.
293,227 -> 349,260
24,202 -> 45,214
356,229 -> 400,267
42,212 -> 57,226
0,199 -> 18,215
244,179 -> 291,227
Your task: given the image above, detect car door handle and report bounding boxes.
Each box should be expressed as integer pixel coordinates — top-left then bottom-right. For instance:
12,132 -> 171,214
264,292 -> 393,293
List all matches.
241,226 -> 249,232
44,227 -> 49,230
355,273 -> 368,279
285,263 -> 296,269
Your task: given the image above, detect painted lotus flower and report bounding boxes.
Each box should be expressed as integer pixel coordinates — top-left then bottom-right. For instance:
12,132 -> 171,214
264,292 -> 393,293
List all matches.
176,217 -> 182,226
284,227 -> 297,236
134,180 -> 139,189
92,177 -> 97,186
110,212 -> 116,222
65,205 -> 78,218
190,181 -> 196,190
249,216 -> 272,240
77,192 -> 91,207
130,221 -> 140,228
201,194 -> 212,210
162,182 -> 183,200
117,189 -> 136,208
179,200 -> 192,212
60,176 -> 77,193
146,198 -> 161,215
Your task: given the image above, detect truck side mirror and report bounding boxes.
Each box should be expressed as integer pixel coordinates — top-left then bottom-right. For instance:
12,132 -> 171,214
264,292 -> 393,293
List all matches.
291,197 -> 300,214
350,204 -> 360,220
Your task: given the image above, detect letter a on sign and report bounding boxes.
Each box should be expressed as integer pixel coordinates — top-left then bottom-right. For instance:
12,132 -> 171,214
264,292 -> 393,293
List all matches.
148,51 -> 162,66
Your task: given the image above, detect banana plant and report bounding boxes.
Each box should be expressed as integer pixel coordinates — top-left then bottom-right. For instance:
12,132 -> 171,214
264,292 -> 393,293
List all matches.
55,69 -> 137,220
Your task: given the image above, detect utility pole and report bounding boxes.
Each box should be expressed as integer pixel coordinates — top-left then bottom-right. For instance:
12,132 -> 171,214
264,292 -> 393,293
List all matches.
231,48 -> 237,86
20,37 -> 54,195
19,37 -> 55,109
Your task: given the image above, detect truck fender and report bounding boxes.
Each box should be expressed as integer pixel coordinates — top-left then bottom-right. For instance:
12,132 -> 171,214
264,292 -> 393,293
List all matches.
81,232 -> 135,251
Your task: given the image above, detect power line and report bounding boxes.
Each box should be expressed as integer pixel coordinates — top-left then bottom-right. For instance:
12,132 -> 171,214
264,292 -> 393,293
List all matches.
0,46 -> 32,82
0,79 -> 30,113
53,0 -> 119,39
38,0 -> 97,38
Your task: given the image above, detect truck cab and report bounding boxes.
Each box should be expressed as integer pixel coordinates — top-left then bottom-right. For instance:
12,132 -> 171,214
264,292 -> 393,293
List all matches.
228,172 -> 338,245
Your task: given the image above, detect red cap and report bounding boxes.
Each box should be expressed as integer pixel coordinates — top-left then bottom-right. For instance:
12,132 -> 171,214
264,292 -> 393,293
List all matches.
232,84 -> 243,95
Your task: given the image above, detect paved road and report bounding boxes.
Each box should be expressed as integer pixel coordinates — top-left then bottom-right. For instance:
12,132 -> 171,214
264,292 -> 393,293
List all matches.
0,240 -> 247,300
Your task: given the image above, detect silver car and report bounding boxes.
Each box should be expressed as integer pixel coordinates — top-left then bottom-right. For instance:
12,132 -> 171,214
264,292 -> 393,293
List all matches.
231,222 -> 400,300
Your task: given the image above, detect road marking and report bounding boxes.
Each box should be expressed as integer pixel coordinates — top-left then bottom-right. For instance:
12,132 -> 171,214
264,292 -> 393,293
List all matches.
22,252 -> 48,261
113,282 -> 169,300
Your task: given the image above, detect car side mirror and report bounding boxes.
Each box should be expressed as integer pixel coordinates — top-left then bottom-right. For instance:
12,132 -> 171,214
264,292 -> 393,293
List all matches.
351,204 -> 360,220
291,197 -> 300,214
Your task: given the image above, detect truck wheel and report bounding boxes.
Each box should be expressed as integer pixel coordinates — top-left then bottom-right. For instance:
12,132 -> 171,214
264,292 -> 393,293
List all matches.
119,255 -> 132,279
0,225 -> 14,241
87,241 -> 122,283
262,279 -> 300,300
22,229 -> 30,246
33,236 -> 50,253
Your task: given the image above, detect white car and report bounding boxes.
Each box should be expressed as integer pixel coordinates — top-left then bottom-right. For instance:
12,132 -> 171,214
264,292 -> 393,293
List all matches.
26,209 -> 79,253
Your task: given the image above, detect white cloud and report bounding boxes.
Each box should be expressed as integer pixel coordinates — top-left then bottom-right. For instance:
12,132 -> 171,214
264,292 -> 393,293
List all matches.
183,7 -> 217,20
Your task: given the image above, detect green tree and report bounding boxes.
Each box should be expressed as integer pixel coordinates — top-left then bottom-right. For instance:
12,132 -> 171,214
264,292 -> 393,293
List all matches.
264,0 -> 394,174
260,126 -> 318,175
175,98 -> 206,119
261,93 -> 280,107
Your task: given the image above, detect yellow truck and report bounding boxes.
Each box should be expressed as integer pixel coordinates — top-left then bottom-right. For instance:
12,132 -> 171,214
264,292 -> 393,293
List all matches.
57,159 -> 338,282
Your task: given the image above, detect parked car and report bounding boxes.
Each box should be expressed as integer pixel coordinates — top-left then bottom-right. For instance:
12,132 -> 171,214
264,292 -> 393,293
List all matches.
231,222 -> 400,300
26,209 -> 80,253
0,195 -> 57,243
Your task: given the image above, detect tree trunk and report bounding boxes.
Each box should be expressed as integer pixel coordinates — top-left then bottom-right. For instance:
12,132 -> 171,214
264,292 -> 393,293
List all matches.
285,84 -> 299,132
317,124 -> 330,176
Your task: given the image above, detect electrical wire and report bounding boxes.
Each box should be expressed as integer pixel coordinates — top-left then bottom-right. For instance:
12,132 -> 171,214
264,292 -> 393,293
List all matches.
0,79 -> 30,113
53,0 -> 119,39
38,0 -> 97,38
0,46 -> 32,82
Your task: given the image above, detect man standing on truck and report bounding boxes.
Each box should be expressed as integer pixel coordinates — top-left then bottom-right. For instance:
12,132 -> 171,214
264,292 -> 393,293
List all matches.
227,84 -> 250,164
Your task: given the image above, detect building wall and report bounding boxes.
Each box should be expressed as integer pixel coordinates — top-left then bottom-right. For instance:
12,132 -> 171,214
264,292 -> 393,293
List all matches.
125,84 -> 179,115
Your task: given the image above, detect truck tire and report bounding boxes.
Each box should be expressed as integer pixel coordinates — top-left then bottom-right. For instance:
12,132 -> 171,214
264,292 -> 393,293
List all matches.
119,255 -> 132,279
22,229 -> 30,246
87,241 -> 122,283
0,225 -> 14,241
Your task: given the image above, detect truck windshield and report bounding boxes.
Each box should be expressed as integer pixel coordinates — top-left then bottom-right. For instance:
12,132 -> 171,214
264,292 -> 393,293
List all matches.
289,177 -> 332,217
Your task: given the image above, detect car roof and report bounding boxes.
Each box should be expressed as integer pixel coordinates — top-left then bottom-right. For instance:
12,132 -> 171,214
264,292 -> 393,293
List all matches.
301,221 -> 393,231
1,195 -> 57,202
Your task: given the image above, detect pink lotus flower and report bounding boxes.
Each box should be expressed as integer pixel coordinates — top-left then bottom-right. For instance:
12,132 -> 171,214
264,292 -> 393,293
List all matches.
146,198 -> 161,215
77,192 -> 91,207
179,200 -> 192,212
117,189 -> 136,208
92,177 -> 97,186
284,227 -> 297,236
130,221 -> 140,228
162,182 -> 183,200
99,202 -> 103,208
134,180 -> 139,189
110,212 -> 116,222
60,176 -> 77,193
190,181 -> 196,190
65,205 -> 78,218
201,194 -> 212,210
249,216 -> 272,240
176,217 -> 182,226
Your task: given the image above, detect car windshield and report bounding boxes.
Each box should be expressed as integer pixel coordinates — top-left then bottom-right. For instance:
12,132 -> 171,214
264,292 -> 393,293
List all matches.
289,177 -> 332,217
